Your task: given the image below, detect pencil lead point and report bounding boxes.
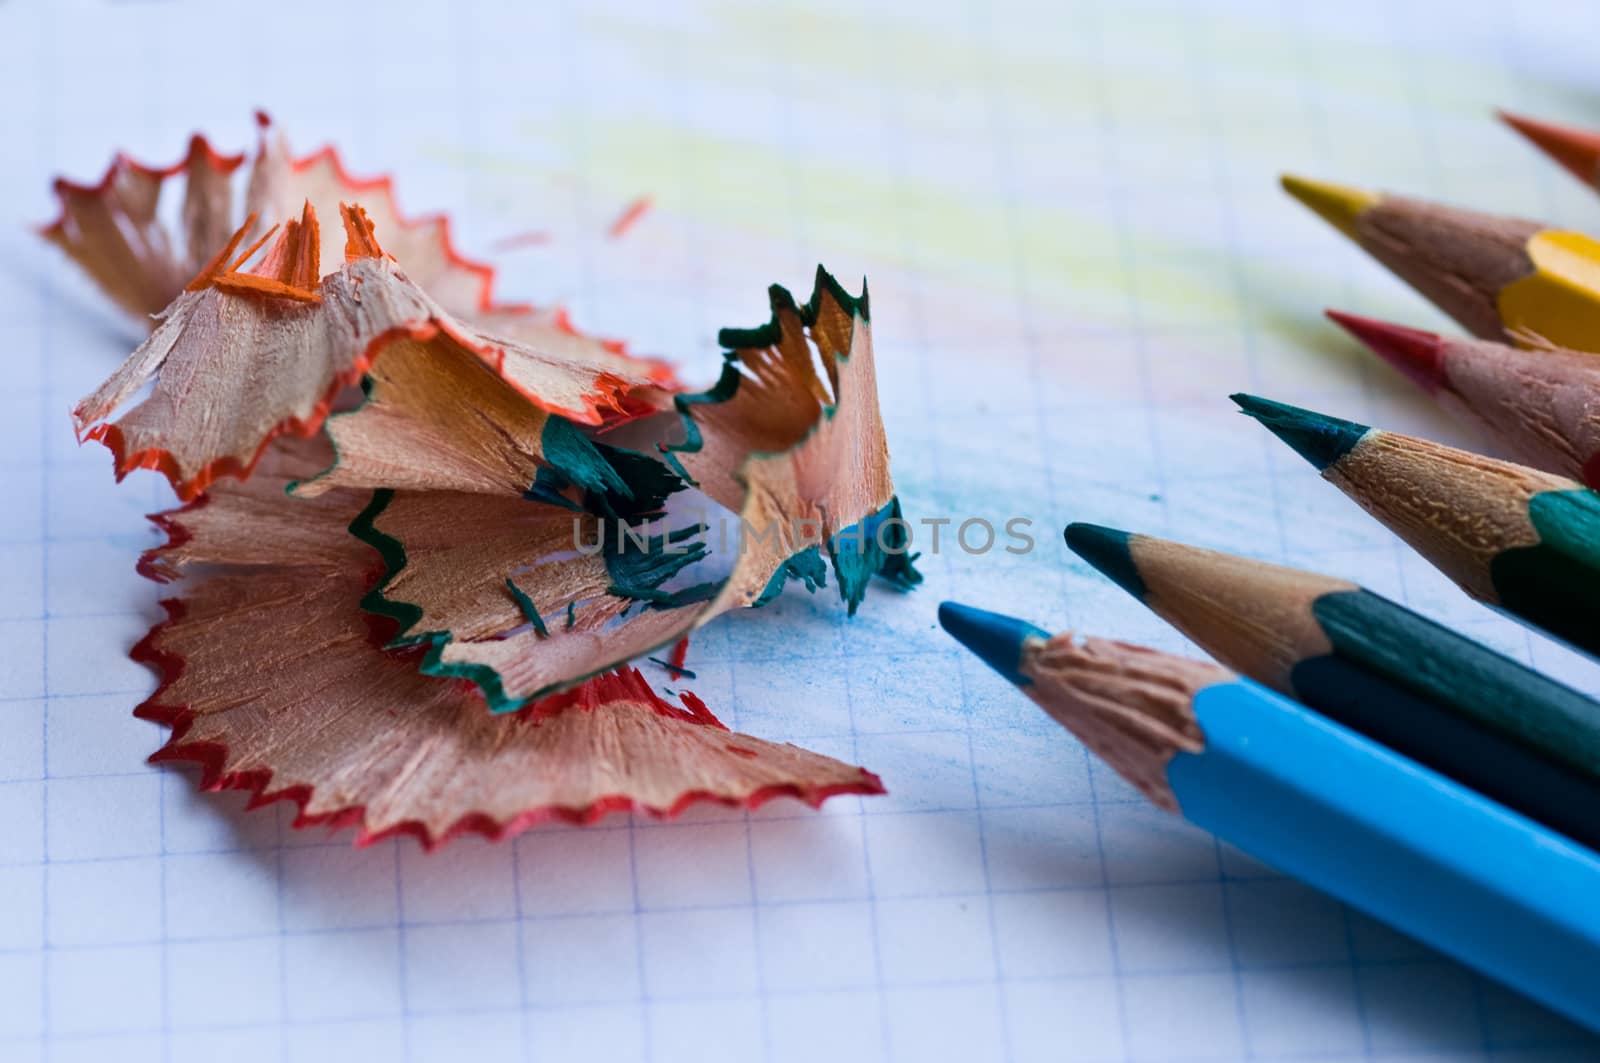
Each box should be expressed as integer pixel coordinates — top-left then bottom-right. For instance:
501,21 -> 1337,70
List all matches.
1064,523 -> 1147,600
1325,310 -> 1447,393
1279,174 -> 1378,240
938,602 -> 1049,688
1499,110 -> 1600,186
1231,394 -> 1371,471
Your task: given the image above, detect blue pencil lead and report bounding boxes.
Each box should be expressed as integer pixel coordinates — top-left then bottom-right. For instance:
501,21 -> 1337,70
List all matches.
937,602 -> 1050,687
1231,393 -> 1371,471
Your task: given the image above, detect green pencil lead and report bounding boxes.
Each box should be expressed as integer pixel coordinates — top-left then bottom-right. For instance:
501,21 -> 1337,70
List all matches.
604,525 -> 708,603
755,548 -> 828,607
938,601 -> 1049,688
539,417 -> 632,500
647,657 -> 698,680
829,497 -> 923,614
1231,393 -> 1371,471
504,578 -> 549,638
1064,523 -> 1146,600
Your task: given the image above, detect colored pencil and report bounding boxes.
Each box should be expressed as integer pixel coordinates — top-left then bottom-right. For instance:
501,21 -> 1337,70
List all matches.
938,601 -> 1600,1035
1280,174 -> 1600,353
1500,110 -> 1600,196
1233,393 -> 1600,657
1325,309 -> 1600,489
1064,522 -> 1600,850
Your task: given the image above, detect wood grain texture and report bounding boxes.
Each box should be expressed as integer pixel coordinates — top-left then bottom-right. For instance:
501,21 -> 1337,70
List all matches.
1355,195 -> 1540,341
136,439 -> 881,846
1128,535 -> 1351,691
1436,334 -> 1600,486
1326,430 -> 1568,601
1019,633 -> 1214,811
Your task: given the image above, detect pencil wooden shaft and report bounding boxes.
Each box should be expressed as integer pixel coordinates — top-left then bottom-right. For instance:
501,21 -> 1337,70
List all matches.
1285,178 -> 1600,352
1231,394 -> 1600,658
1091,531 -> 1600,842
1175,680 -> 1600,1035
941,606 -> 1600,1033
1431,336 -> 1600,486
1292,648 -> 1600,851
1330,432 -> 1600,655
1326,431 -> 1562,601
1333,311 -> 1600,487
1308,589 -> 1600,775
1355,195 -> 1538,341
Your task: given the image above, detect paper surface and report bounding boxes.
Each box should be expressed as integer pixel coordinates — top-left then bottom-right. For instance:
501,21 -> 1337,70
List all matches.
4,1 -> 1600,1059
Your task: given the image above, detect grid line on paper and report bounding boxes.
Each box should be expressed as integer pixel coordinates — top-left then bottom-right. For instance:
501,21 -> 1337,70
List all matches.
1383,5 -> 1494,1049
1279,3 -> 1395,1046
0,948 -> 1568,1039
35,2 -> 54,1047
1086,0 -> 1171,1051
1174,9 -> 1260,1050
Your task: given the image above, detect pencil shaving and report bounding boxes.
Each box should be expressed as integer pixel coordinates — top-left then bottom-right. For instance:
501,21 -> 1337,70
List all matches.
47,114 -> 561,325
289,328 -> 667,501
72,202 -> 668,501
55,122 -> 915,845
43,132 -> 246,321
134,439 -> 884,848
663,268 -> 922,612
355,270 -> 922,712
355,487 -> 705,711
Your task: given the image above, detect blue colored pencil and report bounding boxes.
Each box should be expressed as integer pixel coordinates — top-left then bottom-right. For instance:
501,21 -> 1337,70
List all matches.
939,601 -> 1600,1034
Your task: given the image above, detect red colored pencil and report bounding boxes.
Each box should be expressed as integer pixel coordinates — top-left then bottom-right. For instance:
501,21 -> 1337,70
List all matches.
1327,310 -> 1600,488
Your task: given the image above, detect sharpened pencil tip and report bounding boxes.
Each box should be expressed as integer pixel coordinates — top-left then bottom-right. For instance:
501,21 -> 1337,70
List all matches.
1280,175 -> 1379,240
938,602 -> 1049,688
1325,310 -> 1447,393
1231,394 -> 1372,471
1499,110 -> 1600,187
1064,523 -> 1147,600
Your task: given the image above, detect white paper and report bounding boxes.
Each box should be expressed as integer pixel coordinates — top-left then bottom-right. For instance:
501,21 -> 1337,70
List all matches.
3,0 -> 1599,1059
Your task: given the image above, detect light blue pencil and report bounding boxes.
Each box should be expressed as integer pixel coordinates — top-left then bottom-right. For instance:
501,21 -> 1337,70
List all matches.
939,602 -> 1600,1034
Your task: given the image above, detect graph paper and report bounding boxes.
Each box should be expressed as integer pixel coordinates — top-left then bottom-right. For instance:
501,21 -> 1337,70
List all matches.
4,0 -> 1600,1059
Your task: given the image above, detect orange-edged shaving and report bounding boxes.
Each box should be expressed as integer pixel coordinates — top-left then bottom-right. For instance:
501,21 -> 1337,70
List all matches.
44,115 -> 680,406
72,202 -> 670,501
200,201 -> 324,303
342,202 -> 385,262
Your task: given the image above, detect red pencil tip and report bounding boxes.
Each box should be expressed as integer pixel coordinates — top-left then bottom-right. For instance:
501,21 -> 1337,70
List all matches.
1499,110 -> 1600,187
1325,310 -> 1446,393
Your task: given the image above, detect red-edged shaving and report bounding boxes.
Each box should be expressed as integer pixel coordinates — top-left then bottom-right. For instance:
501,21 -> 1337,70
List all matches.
42,132 -> 246,320
48,116 -> 682,498
135,610 -> 881,847
131,438 -> 884,848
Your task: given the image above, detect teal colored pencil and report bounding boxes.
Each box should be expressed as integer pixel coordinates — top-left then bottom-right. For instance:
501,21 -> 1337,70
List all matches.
1233,393 -> 1600,657
938,602 -> 1600,1034
1063,522 -> 1600,852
